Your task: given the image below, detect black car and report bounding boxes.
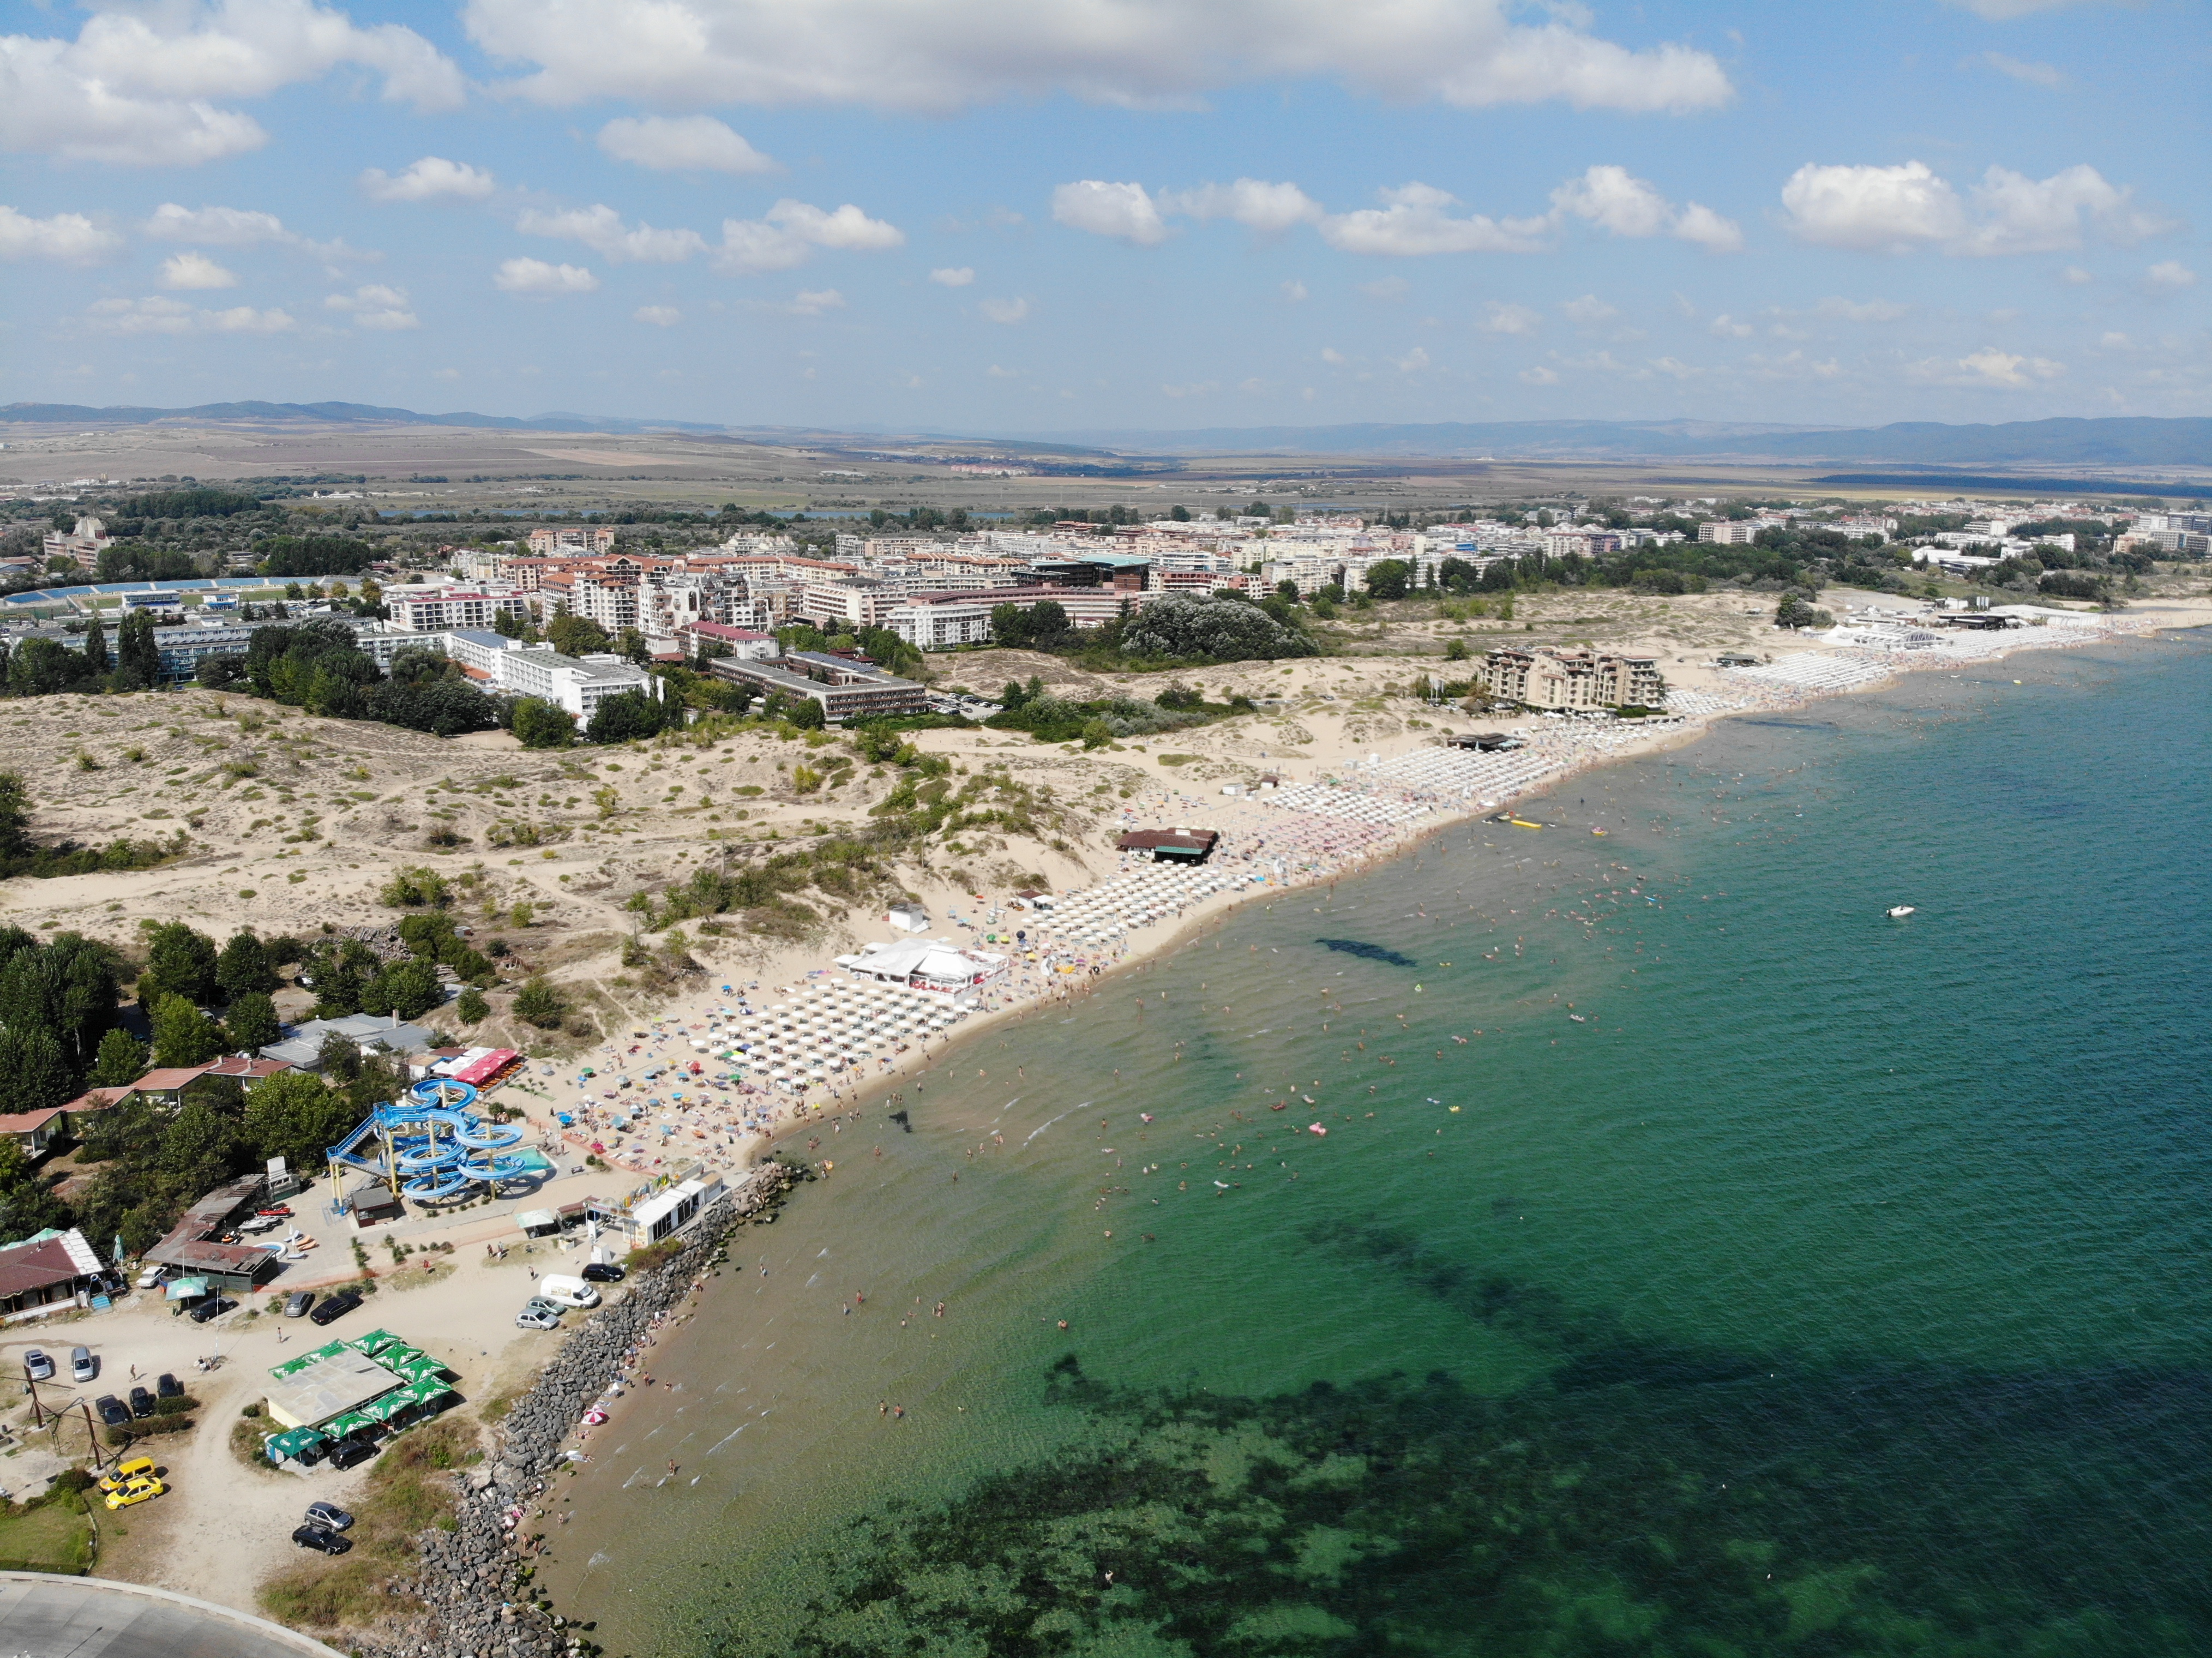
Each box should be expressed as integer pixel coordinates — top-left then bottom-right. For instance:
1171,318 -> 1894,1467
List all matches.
309,1289 -> 362,1327
291,1524 -> 353,1555
325,1434 -> 378,1470
580,1262 -> 626,1284
128,1386 -> 155,1419
155,1372 -> 183,1399
94,1395 -> 129,1427
188,1295 -> 237,1324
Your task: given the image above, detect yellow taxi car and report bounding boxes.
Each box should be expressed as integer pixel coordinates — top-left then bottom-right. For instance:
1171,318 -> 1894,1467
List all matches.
96,1456 -> 155,1495
103,1474 -> 165,1511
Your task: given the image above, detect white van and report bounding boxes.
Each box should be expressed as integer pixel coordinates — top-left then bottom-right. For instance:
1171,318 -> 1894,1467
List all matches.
535,1275 -> 600,1309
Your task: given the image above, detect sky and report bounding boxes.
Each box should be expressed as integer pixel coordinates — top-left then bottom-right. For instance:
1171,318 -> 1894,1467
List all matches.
0,0 -> 2206,436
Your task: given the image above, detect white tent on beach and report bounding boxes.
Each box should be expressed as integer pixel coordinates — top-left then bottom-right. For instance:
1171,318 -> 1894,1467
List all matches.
834,939 -> 1009,999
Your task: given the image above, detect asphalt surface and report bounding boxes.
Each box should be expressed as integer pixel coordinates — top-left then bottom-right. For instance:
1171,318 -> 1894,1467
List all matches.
0,1572 -> 344,1657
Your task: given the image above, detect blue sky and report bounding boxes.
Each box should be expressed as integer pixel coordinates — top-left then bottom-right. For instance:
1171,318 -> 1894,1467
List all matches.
1,0 -> 2205,434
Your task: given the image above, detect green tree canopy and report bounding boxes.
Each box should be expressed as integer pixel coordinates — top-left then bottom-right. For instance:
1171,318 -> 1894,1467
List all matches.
142,922 -> 220,1006
243,1070 -> 361,1177
149,992 -> 226,1067
215,930 -> 278,1001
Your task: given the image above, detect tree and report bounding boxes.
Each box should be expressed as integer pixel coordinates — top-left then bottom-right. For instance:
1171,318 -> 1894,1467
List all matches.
0,1137 -> 69,1238
87,1026 -> 148,1088
80,613 -> 110,678
224,991 -> 280,1052
243,1070 -> 361,1177
585,689 -> 666,744
155,1098 -> 242,1197
1118,594 -> 1314,664
149,992 -> 226,1067
141,922 -> 219,1006
1364,560 -> 1412,601
548,614 -> 612,658
360,958 -> 443,1022
1776,593 -> 1822,630
512,696 -> 576,749
0,1026 -> 71,1116
455,987 -> 490,1024
114,610 -> 162,692
1079,717 -> 1113,750
785,696 -> 825,731
512,978 -> 567,1030
1445,639 -> 1468,661
0,772 -> 26,858
615,627 -> 651,665
380,867 -> 451,909
215,931 -> 278,1001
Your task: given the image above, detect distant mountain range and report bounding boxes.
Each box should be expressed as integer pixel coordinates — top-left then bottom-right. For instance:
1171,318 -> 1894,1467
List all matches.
2,402 -> 2204,470
1027,417 -> 2212,468
0,400 -> 727,435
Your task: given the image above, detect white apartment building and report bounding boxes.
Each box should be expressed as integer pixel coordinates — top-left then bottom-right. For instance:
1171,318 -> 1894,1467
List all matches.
443,630 -> 653,718
527,527 -> 616,555
386,588 -> 531,633
1697,521 -> 1763,545
884,587 -> 1147,650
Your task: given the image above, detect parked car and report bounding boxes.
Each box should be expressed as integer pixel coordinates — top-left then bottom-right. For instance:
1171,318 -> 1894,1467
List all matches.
291,1523 -> 352,1555
309,1289 -> 363,1327
21,1350 -> 53,1383
304,1500 -> 354,1531
580,1262 -> 626,1284
324,1435 -> 378,1471
536,1275 -> 600,1309
94,1395 -> 129,1427
70,1347 -> 97,1383
155,1372 -> 183,1399
285,1290 -> 317,1319
515,1306 -> 561,1331
128,1386 -> 155,1419
135,1264 -> 165,1290
104,1474 -> 165,1511
97,1456 -> 156,1494
189,1295 -> 238,1324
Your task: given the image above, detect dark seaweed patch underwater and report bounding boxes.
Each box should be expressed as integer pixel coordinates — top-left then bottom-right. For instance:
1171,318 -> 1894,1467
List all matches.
1316,938 -> 1418,968
708,1243 -> 2212,1658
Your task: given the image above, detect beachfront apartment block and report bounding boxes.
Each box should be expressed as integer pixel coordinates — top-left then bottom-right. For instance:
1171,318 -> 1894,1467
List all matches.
385,588 -> 531,633
527,527 -> 616,555
1698,522 -> 1763,545
1485,646 -> 1663,710
442,629 -> 654,717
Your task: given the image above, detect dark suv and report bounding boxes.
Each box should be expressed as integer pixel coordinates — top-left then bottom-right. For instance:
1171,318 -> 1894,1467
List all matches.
94,1395 -> 130,1427
291,1523 -> 353,1555
188,1295 -> 237,1324
309,1289 -> 363,1327
325,1434 -> 378,1470
580,1263 -> 626,1284
128,1386 -> 155,1419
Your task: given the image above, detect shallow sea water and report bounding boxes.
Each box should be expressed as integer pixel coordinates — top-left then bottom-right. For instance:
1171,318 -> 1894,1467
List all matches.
547,633 -> 2212,1657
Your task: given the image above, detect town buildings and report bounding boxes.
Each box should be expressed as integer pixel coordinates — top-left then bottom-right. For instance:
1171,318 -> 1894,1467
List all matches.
1484,646 -> 1664,710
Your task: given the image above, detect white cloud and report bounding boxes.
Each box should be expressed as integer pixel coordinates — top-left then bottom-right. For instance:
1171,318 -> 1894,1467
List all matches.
494,257 -> 599,295
517,204 -> 707,263
1815,296 -> 1910,322
462,0 -> 1729,116
985,364 -> 1020,378
1941,0 -> 2100,16
326,283 -> 417,328
1281,279 -> 1309,302
1978,51 -> 2064,88
1051,181 -> 1168,246
1,0 -> 461,165
1321,183 -> 1549,256
1707,313 -> 1752,338
930,266 -> 976,287
979,296 -> 1030,325
144,204 -> 291,247
1909,347 -> 2065,387
1519,364 -> 1559,384
1780,160 -> 2167,255
1780,161 -> 1964,251
85,295 -> 293,334
160,251 -> 238,290
597,115 -> 776,174
1547,165 -> 1741,250
0,206 -> 122,263
1320,347 -> 1347,364
1483,301 -> 1541,335
786,287 -> 845,314
2059,265 -> 2093,285
2145,260 -> 2197,290
634,305 -> 682,325
360,157 -> 496,202
713,200 -> 904,273
1158,178 -> 1323,235
1393,345 -> 1430,372
2100,331 -> 2130,348
1560,293 -> 1618,325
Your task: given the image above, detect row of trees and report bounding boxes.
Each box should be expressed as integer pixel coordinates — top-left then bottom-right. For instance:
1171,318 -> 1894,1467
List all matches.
2,611 -> 166,698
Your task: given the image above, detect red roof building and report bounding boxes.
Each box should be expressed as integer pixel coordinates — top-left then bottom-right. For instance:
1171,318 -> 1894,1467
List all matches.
0,1227 -> 106,1316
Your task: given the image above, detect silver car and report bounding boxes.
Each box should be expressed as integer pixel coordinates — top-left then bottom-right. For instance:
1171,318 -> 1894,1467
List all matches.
22,1349 -> 53,1383
514,1307 -> 561,1331
70,1347 -> 97,1383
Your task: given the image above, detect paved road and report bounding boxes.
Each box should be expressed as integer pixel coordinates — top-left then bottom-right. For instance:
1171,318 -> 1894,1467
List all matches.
0,1572 -> 342,1657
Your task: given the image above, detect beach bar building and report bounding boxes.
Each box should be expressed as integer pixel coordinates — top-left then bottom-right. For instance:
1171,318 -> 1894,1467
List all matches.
1116,828 -> 1221,864
262,1328 -> 458,1447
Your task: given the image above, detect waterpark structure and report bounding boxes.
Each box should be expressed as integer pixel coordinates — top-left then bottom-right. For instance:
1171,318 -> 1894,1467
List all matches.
326,1079 -> 531,1209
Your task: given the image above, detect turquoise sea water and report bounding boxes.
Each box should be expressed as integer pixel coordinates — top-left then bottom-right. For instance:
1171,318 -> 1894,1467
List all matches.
548,633 -> 2212,1657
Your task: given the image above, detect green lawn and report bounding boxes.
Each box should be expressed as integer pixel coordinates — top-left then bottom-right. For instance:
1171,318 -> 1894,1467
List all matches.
0,1496 -> 95,1572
